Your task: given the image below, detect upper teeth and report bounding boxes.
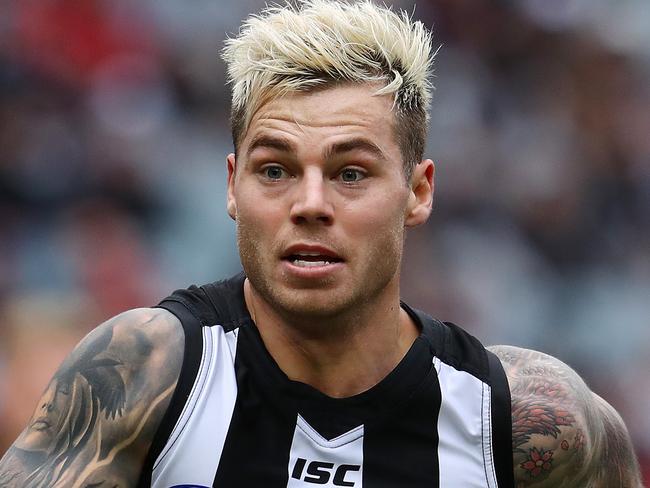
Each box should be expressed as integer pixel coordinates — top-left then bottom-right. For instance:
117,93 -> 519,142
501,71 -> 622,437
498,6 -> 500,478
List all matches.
293,259 -> 331,267
288,251 -> 339,267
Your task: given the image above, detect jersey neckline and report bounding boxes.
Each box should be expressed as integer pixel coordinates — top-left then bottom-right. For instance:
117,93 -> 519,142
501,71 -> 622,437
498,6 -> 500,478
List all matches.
228,273 -> 437,438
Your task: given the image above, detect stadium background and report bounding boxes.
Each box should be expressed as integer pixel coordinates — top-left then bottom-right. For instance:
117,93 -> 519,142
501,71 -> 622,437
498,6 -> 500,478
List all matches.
0,0 -> 648,481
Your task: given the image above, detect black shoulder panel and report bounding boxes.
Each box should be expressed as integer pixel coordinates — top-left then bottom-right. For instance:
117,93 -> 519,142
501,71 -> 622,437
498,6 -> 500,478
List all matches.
404,303 -> 490,383
437,320 -> 491,383
199,272 -> 250,331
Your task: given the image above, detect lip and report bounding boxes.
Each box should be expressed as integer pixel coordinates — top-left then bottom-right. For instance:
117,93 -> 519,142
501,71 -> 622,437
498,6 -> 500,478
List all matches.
281,259 -> 345,279
31,418 -> 50,431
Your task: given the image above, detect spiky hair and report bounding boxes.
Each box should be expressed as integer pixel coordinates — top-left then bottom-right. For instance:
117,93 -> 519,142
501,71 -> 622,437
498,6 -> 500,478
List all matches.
222,0 -> 436,176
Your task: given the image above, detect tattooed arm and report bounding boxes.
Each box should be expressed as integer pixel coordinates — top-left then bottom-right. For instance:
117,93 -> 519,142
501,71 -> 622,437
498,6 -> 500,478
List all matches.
0,307 -> 184,488
488,345 -> 643,488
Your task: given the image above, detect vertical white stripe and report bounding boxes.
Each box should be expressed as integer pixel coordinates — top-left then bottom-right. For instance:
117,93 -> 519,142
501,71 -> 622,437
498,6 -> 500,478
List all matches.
151,326 -> 239,488
436,360 -> 491,488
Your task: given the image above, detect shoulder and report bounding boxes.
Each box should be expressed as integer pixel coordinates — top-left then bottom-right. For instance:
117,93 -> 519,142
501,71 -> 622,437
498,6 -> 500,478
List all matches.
60,307 -> 185,390
88,306 -> 184,361
488,345 -> 642,488
95,306 -> 183,343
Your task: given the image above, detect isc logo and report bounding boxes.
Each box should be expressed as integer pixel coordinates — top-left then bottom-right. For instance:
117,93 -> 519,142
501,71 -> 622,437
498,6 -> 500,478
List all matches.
290,457 -> 361,486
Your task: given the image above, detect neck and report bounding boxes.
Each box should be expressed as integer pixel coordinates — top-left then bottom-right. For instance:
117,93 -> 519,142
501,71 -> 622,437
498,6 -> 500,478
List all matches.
243,279 -> 419,398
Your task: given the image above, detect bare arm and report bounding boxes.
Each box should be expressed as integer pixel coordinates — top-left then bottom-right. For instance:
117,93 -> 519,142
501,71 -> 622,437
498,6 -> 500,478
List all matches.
0,307 -> 184,488
488,345 -> 643,488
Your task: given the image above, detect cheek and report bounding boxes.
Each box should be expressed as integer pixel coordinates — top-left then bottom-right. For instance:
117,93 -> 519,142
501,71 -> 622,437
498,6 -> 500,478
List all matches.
236,205 -> 279,270
237,191 -> 285,227
237,209 -> 282,255
344,192 -> 407,236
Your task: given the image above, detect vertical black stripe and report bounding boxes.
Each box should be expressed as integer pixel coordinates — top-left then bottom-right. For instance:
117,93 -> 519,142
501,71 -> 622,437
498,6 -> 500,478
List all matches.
212,340 -> 297,487
487,351 -> 515,488
363,368 -> 441,488
137,299 -> 204,487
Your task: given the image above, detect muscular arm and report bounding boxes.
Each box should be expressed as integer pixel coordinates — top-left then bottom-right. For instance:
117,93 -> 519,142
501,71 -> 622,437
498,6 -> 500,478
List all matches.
488,345 -> 643,488
0,307 -> 184,488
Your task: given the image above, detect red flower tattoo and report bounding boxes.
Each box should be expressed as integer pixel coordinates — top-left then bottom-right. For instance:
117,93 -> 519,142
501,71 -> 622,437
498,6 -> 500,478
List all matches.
521,447 -> 554,477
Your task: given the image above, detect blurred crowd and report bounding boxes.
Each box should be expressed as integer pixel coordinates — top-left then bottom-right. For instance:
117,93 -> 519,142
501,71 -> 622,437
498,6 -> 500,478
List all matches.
0,0 -> 648,481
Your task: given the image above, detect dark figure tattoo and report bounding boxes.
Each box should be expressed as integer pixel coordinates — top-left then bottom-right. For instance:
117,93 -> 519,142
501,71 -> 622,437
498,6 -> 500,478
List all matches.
15,326 -> 127,487
0,308 -> 184,487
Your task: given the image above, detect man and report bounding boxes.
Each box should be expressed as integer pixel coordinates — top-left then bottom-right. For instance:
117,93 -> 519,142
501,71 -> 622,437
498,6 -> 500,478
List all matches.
0,1 -> 642,487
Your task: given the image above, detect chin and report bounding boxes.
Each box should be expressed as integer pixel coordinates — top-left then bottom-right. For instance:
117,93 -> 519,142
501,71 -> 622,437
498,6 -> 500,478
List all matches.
272,286 -> 357,319
244,256 -> 398,321
16,430 -> 50,452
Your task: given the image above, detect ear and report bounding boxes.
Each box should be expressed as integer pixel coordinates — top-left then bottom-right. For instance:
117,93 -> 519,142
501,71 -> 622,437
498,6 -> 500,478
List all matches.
405,159 -> 435,227
226,153 -> 237,221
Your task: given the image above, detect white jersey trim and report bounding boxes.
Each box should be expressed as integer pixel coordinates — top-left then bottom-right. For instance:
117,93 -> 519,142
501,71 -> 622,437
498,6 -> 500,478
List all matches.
296,414 -> 365,448
482,382 -> 499,488
435,356 -> 499,488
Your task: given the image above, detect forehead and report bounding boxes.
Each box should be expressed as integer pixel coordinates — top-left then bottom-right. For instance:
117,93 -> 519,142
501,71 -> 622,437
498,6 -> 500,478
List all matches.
240,84 -> 399,157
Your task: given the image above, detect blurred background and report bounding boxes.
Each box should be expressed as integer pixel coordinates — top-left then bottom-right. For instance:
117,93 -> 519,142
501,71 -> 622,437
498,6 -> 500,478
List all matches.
0,0 -> 648,480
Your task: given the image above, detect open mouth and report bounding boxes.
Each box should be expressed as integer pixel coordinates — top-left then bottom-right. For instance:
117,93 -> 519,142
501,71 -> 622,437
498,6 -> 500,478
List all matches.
285,252 -> 343,268
282,245 -> 344,269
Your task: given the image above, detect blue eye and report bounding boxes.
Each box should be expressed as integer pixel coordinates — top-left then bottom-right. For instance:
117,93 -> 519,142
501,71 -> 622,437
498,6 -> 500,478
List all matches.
339,168 -> 365,183
264,166 -> 286,180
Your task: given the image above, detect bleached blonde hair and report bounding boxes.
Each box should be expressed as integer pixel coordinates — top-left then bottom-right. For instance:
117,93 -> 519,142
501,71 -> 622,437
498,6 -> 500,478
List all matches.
222,0 -> 436,178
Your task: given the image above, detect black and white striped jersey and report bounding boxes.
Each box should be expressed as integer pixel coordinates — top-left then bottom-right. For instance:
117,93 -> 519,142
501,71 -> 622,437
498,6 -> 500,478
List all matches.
138,273 -> 514,488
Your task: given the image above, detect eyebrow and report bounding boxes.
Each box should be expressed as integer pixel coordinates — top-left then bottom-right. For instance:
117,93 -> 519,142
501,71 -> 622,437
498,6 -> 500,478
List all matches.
246,135 -> 388,162
323,138 -> 387,162
246,135 -> 295,159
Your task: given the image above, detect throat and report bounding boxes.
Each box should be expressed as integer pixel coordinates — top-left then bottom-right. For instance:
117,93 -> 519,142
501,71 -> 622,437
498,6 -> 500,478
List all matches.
295,353 -> 395,398
242,278 -> 420,398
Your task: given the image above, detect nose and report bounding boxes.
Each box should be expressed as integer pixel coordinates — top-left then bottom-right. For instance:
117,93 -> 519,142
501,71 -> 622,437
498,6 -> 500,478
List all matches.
289,169 -> 334,226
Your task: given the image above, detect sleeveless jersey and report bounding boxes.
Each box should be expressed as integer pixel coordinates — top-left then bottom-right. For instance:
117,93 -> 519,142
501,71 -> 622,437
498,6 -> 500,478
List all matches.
138,273 -> 514,488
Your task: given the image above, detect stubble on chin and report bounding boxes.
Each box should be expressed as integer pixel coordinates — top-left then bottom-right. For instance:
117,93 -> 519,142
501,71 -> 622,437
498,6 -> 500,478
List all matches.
236,217 -> 405,322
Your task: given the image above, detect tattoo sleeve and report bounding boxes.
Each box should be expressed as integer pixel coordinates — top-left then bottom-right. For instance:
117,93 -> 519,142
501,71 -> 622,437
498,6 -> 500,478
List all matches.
488,345 -> 643,488
0,307 -> 184,488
